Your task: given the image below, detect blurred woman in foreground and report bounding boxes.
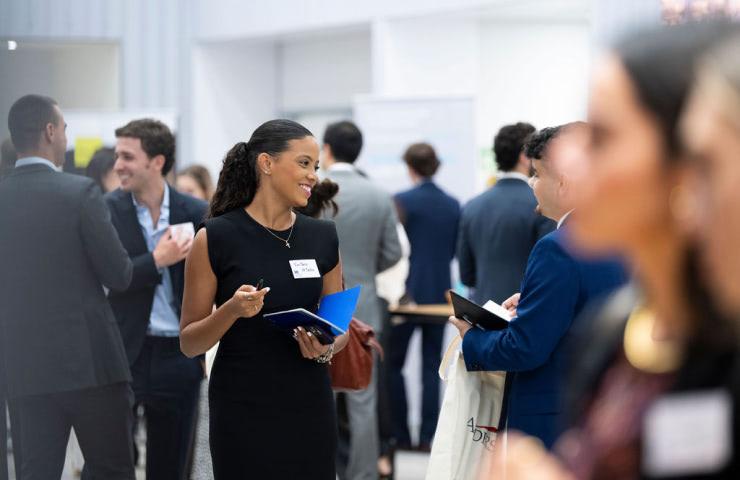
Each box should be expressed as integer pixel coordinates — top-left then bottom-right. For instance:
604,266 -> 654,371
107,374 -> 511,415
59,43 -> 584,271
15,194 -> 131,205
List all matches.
491,22 -> 740,480
681,34 -> 740,320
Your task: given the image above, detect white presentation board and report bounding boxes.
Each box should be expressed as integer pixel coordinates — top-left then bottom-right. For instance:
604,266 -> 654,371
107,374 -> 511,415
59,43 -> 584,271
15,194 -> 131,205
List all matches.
353,95 -> 476,202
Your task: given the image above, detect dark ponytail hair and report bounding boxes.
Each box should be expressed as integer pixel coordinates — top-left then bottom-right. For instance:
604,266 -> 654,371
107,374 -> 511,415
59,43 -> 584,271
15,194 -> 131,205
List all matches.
295,179 -> 340,219
208,119 -> 313,218
615,21 -> 736,158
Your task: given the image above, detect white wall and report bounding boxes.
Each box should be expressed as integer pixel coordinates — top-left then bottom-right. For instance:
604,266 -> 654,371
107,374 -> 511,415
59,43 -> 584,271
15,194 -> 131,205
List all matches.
373,17 -> 480,97
192,40 -> 279,178
0,44 -> 120,141
280,31 -> 372,114
478,21 -> 591,146
365,14 -> 591,192
197,0 -> 504,41
0,0 -> 197,164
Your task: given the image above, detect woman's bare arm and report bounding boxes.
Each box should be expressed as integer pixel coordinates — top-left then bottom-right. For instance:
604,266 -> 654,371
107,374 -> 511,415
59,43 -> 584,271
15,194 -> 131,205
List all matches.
180,228 -> 268,357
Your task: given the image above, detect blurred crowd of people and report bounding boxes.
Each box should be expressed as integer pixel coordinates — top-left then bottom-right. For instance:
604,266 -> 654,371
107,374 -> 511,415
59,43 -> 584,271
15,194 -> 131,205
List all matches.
1,17 -> 740,480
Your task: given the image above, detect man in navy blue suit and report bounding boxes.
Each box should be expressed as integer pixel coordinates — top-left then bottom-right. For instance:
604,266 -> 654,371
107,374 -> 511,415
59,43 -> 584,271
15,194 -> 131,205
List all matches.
457,122 -> 555,305
450,122 -> 627,449
391,143 -> 460,451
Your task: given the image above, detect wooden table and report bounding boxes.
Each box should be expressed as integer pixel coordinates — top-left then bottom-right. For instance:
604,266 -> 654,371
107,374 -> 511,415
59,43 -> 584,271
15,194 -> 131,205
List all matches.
388,303 -> 453,324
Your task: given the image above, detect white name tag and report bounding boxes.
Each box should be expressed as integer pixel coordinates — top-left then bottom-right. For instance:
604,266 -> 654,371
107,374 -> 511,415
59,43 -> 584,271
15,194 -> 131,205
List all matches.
289,259 -> 321,279
643,390 -> 732,477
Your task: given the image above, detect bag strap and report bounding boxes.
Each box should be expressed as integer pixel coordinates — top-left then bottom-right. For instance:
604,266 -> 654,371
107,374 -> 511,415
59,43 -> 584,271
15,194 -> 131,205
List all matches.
438,335 -> 462,381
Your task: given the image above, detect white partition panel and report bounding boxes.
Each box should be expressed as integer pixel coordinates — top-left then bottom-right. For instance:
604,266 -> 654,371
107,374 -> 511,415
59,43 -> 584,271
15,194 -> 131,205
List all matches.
353,95 -> 477,202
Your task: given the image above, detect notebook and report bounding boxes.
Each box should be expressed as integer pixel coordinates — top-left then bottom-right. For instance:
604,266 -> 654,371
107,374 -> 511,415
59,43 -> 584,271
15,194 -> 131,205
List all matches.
264,286 -> 361,345
450,291 -> 511,331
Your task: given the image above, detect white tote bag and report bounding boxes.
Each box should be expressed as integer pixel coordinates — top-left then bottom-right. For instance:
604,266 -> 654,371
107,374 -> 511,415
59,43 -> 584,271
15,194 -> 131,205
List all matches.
425,336 -> 507,480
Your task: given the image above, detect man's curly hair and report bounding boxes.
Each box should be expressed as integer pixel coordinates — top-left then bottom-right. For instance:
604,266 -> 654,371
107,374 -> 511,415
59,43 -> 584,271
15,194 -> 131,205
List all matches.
523,126 -> 564,161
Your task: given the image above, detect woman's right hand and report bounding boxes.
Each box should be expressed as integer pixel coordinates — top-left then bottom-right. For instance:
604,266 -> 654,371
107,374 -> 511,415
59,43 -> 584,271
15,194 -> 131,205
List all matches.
227,284 -> 270,318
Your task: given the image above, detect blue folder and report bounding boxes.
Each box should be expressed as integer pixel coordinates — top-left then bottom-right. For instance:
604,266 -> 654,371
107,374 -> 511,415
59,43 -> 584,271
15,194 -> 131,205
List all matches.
264,286 -> 361,345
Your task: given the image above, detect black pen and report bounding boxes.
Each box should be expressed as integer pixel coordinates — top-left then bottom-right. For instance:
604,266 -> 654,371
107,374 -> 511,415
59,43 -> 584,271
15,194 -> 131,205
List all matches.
256,278 -> 264,290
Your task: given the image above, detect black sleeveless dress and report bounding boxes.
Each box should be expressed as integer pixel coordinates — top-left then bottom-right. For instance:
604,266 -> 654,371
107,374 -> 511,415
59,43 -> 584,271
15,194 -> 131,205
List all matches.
204,208 -> 339,479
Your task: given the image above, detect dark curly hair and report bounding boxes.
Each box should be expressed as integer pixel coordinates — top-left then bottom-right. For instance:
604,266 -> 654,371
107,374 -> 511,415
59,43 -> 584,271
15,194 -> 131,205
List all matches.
295,179 -> 339,218
523,126 -> 563,161
115,118 -> 176,176
208,119 -> 313,218
493,122 -> 536,171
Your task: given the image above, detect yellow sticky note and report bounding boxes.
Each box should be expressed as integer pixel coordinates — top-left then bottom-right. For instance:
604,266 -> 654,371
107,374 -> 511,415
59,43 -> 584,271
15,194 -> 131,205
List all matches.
74,137 -> 104,168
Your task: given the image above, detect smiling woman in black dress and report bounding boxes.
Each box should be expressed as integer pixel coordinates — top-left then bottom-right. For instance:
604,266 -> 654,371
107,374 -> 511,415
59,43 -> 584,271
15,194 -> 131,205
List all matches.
179,119 -> 349,479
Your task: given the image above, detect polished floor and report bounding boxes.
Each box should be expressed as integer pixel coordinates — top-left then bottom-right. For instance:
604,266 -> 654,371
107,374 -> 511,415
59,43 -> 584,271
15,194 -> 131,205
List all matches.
4,446 -> 430,479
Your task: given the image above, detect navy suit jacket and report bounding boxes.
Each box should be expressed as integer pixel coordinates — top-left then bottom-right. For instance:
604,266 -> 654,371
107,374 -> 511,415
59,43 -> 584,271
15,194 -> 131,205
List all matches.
105,187 -> 207,365
457,178 -> 555,304
461,226 -> 627,448
395,181 -> 460,304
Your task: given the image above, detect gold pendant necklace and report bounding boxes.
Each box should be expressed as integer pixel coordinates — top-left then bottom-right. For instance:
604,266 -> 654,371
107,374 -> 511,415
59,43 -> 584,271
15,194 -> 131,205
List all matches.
623,305 -> 683,374
259,215 -> 295,248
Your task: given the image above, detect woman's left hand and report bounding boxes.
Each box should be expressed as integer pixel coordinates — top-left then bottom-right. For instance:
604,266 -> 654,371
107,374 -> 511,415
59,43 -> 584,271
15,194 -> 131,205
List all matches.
294,326 -> 332,360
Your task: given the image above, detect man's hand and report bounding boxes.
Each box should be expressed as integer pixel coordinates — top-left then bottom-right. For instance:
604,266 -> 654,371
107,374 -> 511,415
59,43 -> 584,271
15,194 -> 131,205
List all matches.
449,315 -> 473,339
153,227 -> 193,268
502,292 -> 521,317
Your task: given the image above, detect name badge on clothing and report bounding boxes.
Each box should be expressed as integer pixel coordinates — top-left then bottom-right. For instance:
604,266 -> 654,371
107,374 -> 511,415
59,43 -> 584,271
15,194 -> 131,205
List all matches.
289,259 -> 321,279
643,389 -> 732,477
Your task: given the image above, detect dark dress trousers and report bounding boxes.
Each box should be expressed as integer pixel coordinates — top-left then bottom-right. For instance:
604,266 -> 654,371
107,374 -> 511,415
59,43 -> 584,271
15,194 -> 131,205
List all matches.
0,163 -> 135,479
391,181 -> 460,446
105,187 -> 207,480
457,177 -> 555,304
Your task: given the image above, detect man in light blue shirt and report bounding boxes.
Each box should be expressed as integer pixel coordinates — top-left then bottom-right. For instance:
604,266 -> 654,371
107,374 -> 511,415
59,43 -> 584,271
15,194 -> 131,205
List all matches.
132,182 -> 181,337
105,118 -> 207,480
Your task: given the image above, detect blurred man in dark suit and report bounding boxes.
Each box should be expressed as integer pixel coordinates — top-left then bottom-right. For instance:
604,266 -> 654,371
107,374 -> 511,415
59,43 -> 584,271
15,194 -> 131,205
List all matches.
0,94 -> 135,479
0,137 -> 15,480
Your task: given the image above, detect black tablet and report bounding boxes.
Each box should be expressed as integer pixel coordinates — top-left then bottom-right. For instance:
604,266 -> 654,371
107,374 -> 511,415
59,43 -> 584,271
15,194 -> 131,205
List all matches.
450,291 -> 510,331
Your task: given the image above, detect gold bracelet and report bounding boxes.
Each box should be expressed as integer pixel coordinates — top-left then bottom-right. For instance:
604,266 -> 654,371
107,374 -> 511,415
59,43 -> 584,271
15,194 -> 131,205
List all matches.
315,343 -> 335,364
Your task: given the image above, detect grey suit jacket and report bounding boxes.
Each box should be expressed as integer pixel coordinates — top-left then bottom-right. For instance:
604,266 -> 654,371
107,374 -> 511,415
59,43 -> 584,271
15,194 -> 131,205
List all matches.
325,167 -> 402,331
0,164 -> 133,398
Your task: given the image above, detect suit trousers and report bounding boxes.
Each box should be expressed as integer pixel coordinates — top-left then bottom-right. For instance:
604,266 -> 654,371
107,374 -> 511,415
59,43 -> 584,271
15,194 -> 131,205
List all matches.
389,317 -> 446,446
1,399 -> 6,480
1,399 -> 22,480
131,336 -> 202,480
337,360 -> 380,480
15,382 -> 135,480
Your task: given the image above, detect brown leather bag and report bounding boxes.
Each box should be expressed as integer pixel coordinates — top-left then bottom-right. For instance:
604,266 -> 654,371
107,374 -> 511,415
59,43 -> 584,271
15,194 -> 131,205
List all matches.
329,318 -> 383,391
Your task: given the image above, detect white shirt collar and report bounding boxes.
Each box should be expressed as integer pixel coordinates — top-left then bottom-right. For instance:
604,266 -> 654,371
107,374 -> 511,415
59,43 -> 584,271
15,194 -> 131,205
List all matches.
327,162 -> 356,172
15,156 -> 61,172
557,210 -> 574,229
498,171 -> 530,183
